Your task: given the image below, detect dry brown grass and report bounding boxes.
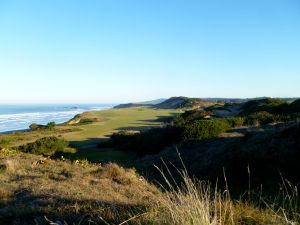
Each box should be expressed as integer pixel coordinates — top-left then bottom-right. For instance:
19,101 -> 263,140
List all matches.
0,151 -> 159,224
143,165 -> 299,225
0,150 -> 299,225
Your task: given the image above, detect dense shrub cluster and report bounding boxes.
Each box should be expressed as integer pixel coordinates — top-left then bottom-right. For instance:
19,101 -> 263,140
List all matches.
46,121 -> 56,130
175,108 -> 300,129
29,123 -> 40,131
78,118 -> 98,125
240,98 -> 289,115
18,136 -> 69,156
103,127 -> 182,156
244,111 -> 300,126
29,121 -> 56,131
290,99 -> 300,112
109,130 -> 137,145
243,111 -> 279,125
222,117 -> 245,128
173,110 -> 212,126
182,120 -> 230,141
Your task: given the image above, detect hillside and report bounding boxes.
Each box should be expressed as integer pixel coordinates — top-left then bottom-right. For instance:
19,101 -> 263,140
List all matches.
114,97 -> 215,110
135,122 -> 300,192
178,97 -> 300,120
239,98 -> 289,115
138,98 -> 166,105
155,96 -> 214,109
0,152 -> 159,224
1,130 -> 299,224
113,98 -> 166,109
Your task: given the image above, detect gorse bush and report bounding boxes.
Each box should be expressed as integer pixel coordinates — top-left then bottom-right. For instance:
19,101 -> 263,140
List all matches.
98,130 -> 138,148
244,111 -> 279,125
78,118 -> 98,125
243,111 -> 300,126
240,98 -> 289,115
222,117 -> 245,128
172,114 -> 186,126
182,119 -> 230,141
290,99 -> 300,112
104,127 -> 182,156
29,123 -> 40,131
110,130 -> 137,145
176,109 -> 300,129
29,121 -> 56,131
174,109 -> 212,126
18,136 -> 69,156
46,121 -> 56,130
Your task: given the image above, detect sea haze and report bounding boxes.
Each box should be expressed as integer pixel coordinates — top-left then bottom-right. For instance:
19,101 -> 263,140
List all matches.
0,104 -> 114,133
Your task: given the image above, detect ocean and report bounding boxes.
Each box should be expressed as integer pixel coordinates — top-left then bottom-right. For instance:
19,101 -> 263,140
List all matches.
0,104 -> 114,133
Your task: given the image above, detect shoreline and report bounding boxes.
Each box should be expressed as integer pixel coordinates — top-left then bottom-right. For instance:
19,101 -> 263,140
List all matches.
0,105 -> 114,135
0,129 -> 31,135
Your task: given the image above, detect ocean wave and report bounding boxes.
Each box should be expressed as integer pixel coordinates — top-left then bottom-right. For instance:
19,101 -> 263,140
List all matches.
0,110 -> 83,133
90,106 -> 110,111
0,110 -> 82,120
0,104 -> 113,133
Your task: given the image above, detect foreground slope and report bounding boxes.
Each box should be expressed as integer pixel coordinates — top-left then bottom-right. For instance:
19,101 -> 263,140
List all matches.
0,152 -> 159,224
0,151 -> 298,225
136,122 -> 300,192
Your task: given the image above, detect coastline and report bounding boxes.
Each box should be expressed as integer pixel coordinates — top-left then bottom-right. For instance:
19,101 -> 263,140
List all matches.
0,129 -> 30,135
0,104 -> 114,134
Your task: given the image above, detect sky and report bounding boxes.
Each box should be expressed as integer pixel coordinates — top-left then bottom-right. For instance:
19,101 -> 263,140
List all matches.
0,0 -> 299,104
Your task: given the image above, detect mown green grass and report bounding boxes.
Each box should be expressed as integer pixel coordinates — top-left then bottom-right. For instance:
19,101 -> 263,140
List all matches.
0,106 -> 179,163
60,106 -> 179,146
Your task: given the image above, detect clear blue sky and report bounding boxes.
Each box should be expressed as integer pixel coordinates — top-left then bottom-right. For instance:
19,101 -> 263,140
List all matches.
0,0 -> 299,104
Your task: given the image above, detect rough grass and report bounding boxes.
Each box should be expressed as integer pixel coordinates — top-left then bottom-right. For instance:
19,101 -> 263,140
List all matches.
0,151 -> 298,225
145,163 -> 299,225
0,152 -> 160,224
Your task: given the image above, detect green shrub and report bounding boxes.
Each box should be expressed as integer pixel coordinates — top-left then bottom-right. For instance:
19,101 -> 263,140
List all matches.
182,120 -> 230,141
78,118 -> 98,125
110,130 -> 138,145
244,117 -> 260,126
29,123 -> 40,131
46,121 -> 56,130
101,127 -> 182,156
243,111 -> 281,126
173,114 -> 186,126
128,127 -> 183,155
223,117 -> 245,128
240,98 -> 289,115
18,136 -> 69,156
29,122 -> 56,131
173,110 -> 212,126
290,99 -> 300,112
